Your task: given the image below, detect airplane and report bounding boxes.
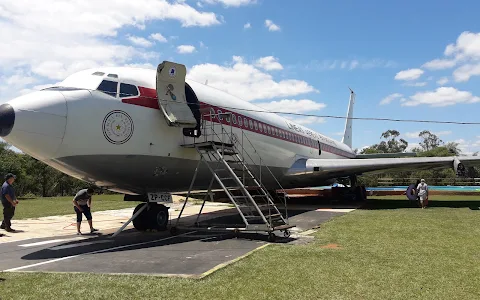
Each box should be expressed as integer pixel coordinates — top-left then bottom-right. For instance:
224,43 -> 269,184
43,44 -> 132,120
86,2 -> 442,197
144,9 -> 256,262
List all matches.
1,60 -> 479,233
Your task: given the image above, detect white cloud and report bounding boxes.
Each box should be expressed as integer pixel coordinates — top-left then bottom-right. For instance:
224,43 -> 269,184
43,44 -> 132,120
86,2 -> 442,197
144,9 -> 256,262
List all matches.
404,131 -> 452,139
394,68 -> 424,81
444,31 -> 480,61
401,87 -> 480,107
0,72 -> 39,103
453,64 -> 480,82
187,56 -> 318,101
303,59 -> 397,71
288,116 -> 326,125
265,19 -> 280,32
127,35 -> 153,47
124,63 -> 156,69
403,82 -> 427,87
406,142 -> 420,152
379,93 -> 403,105
419,31 -> 480,82
254,99 -> 326,113
201,0 -> 256,7
150,33 -> 167,43
244,22 -> 251,29
422,59 -> 457,70
254,56 -> 283,71
0,0 -> 220,83
177,45 -> 196,54
437,130 -> 453,136
349,60 -> 359,70
436,77 -> 449,85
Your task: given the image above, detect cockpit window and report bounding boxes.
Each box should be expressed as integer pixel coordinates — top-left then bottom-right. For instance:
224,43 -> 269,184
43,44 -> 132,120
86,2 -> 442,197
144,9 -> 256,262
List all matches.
119,83 -> 139,98
92,72 -> 105,76
97,80 -> 118,97
107,74 -> 118,78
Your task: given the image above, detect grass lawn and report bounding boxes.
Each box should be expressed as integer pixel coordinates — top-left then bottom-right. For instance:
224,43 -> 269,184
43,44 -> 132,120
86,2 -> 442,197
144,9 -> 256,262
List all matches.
1,196 -> 480,299
13,194 -> 138,219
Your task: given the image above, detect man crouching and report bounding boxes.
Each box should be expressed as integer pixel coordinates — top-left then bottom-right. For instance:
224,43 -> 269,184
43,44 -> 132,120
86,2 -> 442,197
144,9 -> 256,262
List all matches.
73,188 -> 99,235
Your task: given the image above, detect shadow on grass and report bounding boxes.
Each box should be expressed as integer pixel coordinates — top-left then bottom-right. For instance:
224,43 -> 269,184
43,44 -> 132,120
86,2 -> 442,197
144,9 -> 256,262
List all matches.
362,198 -> 480,210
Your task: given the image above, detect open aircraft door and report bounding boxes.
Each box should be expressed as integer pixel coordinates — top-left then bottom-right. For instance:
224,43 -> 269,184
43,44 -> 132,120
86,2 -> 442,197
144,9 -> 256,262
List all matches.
156,61 -> 197,127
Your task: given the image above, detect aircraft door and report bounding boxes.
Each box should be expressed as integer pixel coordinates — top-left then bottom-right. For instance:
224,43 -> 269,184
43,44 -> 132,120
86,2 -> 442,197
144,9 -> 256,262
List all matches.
156,61 -> 197,127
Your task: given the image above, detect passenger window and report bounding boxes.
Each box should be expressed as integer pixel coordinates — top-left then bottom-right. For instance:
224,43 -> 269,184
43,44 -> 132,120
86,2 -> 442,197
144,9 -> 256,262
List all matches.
97,80 -> 118,97
119,83 -> 139,98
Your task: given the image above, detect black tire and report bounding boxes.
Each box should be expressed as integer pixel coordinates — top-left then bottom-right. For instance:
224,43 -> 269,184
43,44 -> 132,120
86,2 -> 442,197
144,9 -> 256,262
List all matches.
268,232 -> 276,242
147,204 -> 169,231
132,203 -> 149,231
355,186 -> 366,202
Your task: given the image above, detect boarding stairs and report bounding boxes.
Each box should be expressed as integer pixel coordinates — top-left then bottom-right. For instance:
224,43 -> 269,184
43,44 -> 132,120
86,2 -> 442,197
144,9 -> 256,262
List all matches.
175,112 -> 294,241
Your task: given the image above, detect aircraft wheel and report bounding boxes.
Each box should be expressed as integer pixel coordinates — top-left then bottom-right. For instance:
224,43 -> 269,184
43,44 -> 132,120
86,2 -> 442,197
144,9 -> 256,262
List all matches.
355,186 -> 366,202
233,228 -> 240,238
268,232 -> 276,242
132,203 -> 149,231
148,204 -> 169,231
283,230 -> 291,238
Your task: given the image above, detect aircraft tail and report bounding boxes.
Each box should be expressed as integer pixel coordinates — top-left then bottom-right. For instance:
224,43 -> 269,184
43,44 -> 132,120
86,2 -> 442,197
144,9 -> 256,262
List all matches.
341,88 -> 355,148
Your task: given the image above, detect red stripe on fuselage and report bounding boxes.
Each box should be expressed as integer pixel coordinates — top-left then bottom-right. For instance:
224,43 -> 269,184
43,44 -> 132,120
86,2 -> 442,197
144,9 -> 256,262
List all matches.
121,87 -> 159,109
121,86 -> 354,158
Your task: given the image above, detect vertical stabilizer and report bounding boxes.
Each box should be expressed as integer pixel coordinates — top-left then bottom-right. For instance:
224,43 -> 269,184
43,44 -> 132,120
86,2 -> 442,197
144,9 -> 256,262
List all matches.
341,88 -> 355,148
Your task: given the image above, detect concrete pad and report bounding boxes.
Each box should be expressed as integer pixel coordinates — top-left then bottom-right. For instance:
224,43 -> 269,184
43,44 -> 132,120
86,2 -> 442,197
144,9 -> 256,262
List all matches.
0,202 -> 233,244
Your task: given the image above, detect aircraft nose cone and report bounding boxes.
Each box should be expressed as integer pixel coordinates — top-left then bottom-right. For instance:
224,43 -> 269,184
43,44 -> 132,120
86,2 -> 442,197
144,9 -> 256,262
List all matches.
0,103 -> 15,137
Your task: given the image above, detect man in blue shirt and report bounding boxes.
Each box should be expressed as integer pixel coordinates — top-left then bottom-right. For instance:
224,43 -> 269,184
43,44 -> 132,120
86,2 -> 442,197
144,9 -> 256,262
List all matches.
1,173 -> 18,232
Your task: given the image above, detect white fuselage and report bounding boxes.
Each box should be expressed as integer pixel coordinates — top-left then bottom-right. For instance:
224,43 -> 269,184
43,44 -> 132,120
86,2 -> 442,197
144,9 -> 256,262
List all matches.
2,67 -> 355,195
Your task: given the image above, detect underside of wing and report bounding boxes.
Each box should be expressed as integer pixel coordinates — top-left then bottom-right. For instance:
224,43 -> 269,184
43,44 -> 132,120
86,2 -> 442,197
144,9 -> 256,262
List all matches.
284,156 -> 480,184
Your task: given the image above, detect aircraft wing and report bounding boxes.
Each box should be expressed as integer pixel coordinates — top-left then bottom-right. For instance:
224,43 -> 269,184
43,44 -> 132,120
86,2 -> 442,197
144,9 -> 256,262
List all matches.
286,156 -> 480,179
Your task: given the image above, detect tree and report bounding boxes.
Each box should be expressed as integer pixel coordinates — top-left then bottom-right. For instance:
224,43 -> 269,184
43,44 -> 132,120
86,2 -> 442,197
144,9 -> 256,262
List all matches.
360,129 -> 408,154
445,142 -> 462,156
419,130 -> 443,151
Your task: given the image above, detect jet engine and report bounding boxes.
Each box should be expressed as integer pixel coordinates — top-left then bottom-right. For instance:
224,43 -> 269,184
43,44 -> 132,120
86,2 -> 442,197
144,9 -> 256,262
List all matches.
453,157 -> 467,177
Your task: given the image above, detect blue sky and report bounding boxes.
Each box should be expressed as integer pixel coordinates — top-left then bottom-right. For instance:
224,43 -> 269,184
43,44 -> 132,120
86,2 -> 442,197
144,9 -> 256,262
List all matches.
1,0 -> 480,153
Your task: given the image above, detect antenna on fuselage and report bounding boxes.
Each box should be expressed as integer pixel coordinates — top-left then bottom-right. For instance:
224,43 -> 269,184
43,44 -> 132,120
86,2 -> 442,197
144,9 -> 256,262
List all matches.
205,79 -> 208,85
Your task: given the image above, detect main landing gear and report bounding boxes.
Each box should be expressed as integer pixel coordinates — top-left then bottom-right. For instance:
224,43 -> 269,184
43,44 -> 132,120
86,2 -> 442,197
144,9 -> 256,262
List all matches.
350,175 -> 367,202
132,203 -> 169,231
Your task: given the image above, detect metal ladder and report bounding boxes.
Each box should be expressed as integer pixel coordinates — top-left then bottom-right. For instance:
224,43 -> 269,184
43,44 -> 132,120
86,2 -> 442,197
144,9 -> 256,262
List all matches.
174,112 -> 295,241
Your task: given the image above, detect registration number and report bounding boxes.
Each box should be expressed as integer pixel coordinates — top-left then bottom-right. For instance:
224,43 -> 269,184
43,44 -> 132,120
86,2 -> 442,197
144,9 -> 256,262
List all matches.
147,192 -> 173,203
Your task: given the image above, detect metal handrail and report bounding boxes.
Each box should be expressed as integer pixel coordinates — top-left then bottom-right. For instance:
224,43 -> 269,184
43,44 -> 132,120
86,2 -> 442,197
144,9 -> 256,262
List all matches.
198,112 -> 289,218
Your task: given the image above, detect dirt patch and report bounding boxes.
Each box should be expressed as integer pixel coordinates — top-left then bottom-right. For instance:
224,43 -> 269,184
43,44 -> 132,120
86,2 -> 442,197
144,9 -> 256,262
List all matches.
320,243 -> 342,249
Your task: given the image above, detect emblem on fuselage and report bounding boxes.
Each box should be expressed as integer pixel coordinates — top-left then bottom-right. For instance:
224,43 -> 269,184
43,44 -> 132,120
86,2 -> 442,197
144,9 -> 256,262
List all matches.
102,110 -> 134,145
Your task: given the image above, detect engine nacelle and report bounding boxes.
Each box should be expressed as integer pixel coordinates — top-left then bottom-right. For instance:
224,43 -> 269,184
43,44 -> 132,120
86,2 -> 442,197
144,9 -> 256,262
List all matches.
453,157 -> 467,177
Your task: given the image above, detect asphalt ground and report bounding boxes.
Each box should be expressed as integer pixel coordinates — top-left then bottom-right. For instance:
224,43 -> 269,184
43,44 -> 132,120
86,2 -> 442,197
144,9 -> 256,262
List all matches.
1,204 -> 356,277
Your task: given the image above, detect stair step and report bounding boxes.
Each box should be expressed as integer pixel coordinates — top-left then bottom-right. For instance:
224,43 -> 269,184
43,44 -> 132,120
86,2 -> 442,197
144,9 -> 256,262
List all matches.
218,151 -> 238,156
225,186 -> 262,191
238,204 -> 271,209
225,160 -> 243,164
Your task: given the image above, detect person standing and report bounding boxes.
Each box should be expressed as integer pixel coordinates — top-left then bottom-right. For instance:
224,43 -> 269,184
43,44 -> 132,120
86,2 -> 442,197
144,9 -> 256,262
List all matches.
72,188 -> 98,235
416,179 -> 429,209
1,173 -> 18,232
